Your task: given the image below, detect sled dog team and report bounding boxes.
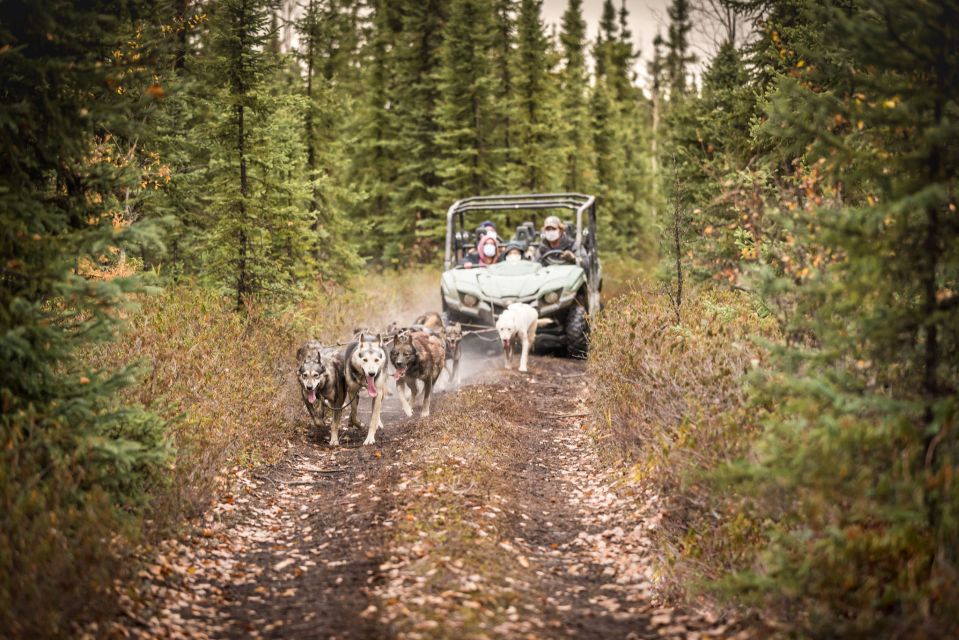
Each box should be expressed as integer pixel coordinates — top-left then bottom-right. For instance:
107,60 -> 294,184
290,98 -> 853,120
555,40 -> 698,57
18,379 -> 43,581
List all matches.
296,303 -> 545,446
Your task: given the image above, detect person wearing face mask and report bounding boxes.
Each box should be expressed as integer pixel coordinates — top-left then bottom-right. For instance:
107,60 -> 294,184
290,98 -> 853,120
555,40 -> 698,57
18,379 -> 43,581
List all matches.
479,220 -> 498,239
531,215 -> 576,264
500,240 -> 527,264
462,234 -> 501,268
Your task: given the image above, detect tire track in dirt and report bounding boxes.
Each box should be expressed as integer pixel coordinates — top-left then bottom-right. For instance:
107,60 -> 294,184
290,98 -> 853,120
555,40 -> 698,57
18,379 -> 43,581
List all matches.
367,356 -> 738,639
113,355 -> 738,639
504,363 -> 661,639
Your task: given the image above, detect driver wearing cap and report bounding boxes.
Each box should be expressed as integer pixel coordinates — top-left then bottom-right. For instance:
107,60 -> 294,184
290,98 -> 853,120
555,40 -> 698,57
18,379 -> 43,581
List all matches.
530,215 -> 576,264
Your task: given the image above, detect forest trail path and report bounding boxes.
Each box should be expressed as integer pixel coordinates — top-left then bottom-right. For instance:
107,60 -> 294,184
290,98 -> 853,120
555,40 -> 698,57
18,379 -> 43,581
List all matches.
119,355 -> 733,639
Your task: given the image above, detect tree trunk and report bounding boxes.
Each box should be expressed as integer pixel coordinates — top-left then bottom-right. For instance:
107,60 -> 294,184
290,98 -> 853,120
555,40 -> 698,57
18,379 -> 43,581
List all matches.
174,0 -> 189,73
650,86 -> 659,223
236,100 -> 249,311
305,0 -> 319,224
672,198 -> 683,323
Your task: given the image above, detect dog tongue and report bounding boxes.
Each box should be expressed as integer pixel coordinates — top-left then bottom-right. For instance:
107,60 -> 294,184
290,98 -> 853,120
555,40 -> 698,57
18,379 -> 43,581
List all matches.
366,374 -> 377,397
503,340 -> 509,350
307,389 -> 317,404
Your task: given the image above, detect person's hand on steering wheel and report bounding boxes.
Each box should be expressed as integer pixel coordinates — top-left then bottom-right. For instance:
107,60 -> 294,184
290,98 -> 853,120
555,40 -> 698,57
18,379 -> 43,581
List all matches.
540,248 -> 576,265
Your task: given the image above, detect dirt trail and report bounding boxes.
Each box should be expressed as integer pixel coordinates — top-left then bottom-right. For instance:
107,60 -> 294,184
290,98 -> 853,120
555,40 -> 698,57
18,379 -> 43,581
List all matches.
116,355 -> 735,640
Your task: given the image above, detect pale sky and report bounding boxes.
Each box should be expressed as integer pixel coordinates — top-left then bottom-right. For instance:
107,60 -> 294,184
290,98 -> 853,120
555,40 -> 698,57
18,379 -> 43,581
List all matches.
542,0 -> 713,89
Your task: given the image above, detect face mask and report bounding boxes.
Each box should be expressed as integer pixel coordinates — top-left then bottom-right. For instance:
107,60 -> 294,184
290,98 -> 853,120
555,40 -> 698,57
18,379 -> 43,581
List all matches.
543,229 -> 560,242
505,253 -> 521,264
482,243 -> 497,257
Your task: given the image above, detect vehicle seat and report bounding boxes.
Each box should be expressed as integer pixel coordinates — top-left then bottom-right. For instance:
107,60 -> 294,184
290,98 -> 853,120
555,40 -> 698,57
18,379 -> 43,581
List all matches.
512,221 -> 537,246
454,229 -> 474,260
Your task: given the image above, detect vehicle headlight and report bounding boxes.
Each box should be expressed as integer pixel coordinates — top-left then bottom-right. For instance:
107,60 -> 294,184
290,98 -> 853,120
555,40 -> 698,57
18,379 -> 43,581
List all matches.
463,294 -> 478,307
543,291 -> 560,304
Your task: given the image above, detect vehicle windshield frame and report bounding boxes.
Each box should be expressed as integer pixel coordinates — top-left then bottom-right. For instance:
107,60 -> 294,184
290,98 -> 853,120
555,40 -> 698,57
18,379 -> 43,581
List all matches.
443,193 -> 596,270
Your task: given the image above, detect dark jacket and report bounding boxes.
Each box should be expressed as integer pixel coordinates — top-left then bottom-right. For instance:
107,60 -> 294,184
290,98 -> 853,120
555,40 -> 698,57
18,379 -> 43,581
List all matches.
533,233 -> 575,263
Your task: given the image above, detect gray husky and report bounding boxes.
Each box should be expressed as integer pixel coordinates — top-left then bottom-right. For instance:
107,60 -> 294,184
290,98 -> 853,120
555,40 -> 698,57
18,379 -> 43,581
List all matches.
343,334 -> 388,445
296,340 -> 348,443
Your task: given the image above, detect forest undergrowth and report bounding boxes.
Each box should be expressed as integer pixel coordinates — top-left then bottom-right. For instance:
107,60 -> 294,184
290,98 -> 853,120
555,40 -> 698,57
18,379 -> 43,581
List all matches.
90,268 -> 441,529
588,280 -> 777,598
2,270 -> 436,637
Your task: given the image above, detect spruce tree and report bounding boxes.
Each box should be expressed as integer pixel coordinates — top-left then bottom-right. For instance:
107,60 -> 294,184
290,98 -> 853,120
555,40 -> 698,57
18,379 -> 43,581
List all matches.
491,0 -> 520,192
0,0 -> 168,633
609,0 -> 652,249
200,0 -> 321,306
647,32 -> 666,222
665,0 -> 696,100
434,0 -> 499,200
513,0 -> 563,192
558,0 -> 591,192
723,0 -> 959,633
136,0 -> 210,278
588,76 -> 624,229
593,0 -> 617,79
391,0 -> 448,260
349,0 -> 401,260
299,0 -> 363,279
205,0 -> 274,308
663,41 -> 754,283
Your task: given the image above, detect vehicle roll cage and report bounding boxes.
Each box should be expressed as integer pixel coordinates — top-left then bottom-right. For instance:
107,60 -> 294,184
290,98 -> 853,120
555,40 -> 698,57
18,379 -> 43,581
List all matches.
443,193 -> 597,270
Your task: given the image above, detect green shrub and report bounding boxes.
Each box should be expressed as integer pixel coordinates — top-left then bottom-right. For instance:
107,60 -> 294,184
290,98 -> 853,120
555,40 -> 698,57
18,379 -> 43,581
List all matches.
0,1 -> 174,634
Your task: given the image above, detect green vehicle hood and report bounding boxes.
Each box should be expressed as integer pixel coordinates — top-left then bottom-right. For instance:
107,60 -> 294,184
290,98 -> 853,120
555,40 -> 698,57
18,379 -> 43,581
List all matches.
443,261 -> 584,300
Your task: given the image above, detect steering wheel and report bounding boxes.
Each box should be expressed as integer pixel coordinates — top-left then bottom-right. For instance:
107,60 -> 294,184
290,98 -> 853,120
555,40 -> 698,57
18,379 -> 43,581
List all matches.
539,248 -> 575,266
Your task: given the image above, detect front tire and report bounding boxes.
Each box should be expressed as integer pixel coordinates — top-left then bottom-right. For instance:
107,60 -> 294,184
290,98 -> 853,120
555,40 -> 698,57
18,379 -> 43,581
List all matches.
565,305 -> 589,358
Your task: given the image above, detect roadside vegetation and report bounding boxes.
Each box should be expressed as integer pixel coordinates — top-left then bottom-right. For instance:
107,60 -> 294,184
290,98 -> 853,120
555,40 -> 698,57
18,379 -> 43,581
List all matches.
590,0 -> 959,637
84,273 -> 427,527
2,0 -> 956,637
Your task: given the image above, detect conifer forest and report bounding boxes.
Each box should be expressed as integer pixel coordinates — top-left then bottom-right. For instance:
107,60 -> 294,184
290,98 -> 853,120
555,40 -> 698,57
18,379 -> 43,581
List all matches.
1,0 -> 957,638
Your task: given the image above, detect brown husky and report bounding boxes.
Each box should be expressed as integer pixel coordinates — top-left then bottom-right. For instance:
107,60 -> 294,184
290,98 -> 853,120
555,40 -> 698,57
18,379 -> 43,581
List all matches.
389,330 -> 445,418
414,312 -> 463,386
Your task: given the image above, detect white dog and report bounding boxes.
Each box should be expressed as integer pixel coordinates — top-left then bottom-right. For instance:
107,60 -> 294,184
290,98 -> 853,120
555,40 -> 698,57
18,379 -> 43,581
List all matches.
495,302 -> 540,373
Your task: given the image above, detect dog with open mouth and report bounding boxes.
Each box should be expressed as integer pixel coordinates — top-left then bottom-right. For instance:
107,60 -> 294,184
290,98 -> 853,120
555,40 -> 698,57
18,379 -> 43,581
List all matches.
389,329 -> 446,418
344,333 -> 388,445
296,340 -> 348,443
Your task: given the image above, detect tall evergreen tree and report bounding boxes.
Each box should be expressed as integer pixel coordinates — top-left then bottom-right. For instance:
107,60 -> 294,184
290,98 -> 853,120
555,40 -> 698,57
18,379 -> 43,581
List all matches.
349,0 -> 401,259
647,32 -> 666,221
435,0 -> 499,200
609,0 -> 652,248
665,0 -> 696,99
590,0 -> 653,252
558,0 -> 591,192
609,0 -> 639,102
593,0 -> 618,79
513,0 -> 563,192
298,0 -> 362,281
722,1 -> 959,634
391,0 -> 448,259
203,0 -> 319,306
0,0 -> 168,633
491,0 -> 520,192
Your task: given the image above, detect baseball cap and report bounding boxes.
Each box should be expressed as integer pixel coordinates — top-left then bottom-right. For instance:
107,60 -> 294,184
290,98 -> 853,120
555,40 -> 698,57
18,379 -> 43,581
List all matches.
480,220 -> 496,229
543,215 -> 562,230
